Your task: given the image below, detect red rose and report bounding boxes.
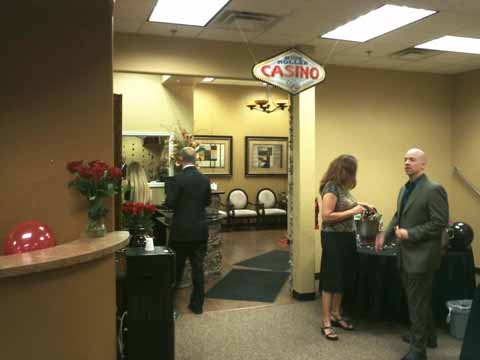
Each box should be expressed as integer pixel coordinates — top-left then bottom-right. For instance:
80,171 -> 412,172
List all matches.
88,160 -> 108,170
78,166 -> 91,179
89,166 -> 105,182
66,160 -> 84,174
145,204 -> 157,213
108,167 -> 122,179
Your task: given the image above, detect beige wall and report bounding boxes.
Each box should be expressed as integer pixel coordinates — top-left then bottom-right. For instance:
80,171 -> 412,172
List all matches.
113,70 -> 289,201
1,1 -> 114,246
115,34 -> 285,79
1,1 -> 116,359
114,72 -> 194,133
452,69 -> 480,264
315,66 -> 454,269
194,84 -> 289,202
114,33 -> 479,269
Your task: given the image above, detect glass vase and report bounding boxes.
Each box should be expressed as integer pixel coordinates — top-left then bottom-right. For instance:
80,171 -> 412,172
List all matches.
86,217 -> 107,238
128,226 -> 147,248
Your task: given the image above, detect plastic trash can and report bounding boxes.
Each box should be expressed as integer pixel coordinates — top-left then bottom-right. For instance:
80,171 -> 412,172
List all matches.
446,299 -> 472,340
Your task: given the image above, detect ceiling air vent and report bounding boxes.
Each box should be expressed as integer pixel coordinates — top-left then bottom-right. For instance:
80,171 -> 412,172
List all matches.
390,47 -> 439,62
211,10 -> 280,32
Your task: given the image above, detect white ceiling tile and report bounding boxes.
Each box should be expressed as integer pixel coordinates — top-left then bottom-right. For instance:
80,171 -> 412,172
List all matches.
422,52 -> 474,64
453,27 -> 480,38
114,0 -> 155,20
114,18 -> 144,33
139,23 -> 204,38
267,14 -> 339,37
358,58 -> 433,73
326,54 -> 371,67
253,32 -> 314,48
197,28 -> 260,42
111,0 -> 480,74
458,55 -> 480,66
422,62 -> 480,74
227,0 -> 309,16
294,0 -> 384,22
304,38 -> 357,62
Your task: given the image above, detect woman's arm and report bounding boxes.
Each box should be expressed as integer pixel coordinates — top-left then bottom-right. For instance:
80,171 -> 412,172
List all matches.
322,193 -> 364,223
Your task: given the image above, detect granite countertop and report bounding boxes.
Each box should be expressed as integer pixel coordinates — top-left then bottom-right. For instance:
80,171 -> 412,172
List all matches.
0,231 -> 129,279
156,208 -> 225,226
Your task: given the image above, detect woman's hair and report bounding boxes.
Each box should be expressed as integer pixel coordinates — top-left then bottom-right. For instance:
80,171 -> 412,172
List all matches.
127,161 -> 152,204
319,154 -> 358,192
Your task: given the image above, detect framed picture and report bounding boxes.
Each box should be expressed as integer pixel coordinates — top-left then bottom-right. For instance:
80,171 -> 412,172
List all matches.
245,136 -> 288,176
194,135 -> 233,176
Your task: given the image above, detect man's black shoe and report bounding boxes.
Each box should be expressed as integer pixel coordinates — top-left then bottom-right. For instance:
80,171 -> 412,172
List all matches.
401,350 -> 427,360
401,334 -> 437,349
188,304 -> 203,315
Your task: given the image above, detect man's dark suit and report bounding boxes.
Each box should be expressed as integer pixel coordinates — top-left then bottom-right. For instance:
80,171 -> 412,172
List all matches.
166,166 -> 211,311
385,174 -> 449,357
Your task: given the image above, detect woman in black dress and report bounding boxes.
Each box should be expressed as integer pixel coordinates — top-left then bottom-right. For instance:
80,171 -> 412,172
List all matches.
319,154 -> 371,340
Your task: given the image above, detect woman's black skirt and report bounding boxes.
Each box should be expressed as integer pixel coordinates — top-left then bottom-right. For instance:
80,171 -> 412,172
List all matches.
319,231 -> 356,293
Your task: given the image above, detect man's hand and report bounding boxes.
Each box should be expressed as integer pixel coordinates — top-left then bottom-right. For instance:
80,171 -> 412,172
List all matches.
375,232 -> 385,252
394,226 -> 409,241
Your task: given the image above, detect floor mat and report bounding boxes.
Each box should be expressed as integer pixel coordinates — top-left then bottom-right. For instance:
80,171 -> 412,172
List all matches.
206,269 -> 289,302
234,250 -> 290,272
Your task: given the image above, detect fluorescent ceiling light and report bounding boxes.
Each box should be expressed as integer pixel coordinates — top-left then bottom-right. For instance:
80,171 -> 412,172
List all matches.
149,0 -> 230,26
321,4 -> 436,42
415,36 -> 480,55
201,77 -> 215,83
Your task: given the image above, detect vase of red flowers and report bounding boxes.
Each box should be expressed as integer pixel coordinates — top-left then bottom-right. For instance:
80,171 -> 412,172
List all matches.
122,202 -> 157,247
66,160 -> 122,238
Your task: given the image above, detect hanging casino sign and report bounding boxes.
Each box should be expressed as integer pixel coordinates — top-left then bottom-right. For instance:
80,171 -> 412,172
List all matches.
252,48 -> 325,95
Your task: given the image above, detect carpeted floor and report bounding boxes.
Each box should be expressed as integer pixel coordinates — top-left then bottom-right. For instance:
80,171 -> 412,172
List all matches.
234,250 -> 290,272
206,269 -> 289,302
175,300 -> 462,360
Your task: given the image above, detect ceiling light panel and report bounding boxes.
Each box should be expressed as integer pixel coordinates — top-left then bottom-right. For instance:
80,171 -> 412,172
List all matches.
321,4 -> 436,42
149,0 -> 230,26
415,36 -> 480,55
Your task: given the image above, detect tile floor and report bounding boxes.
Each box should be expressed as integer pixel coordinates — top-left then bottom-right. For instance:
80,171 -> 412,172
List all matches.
175,228 -> 297,314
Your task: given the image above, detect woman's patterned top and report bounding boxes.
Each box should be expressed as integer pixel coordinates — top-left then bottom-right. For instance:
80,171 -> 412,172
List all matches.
321,181 -> 357,232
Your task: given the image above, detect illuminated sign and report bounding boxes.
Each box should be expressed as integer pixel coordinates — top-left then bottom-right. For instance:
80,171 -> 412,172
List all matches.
252,48 -> 325,95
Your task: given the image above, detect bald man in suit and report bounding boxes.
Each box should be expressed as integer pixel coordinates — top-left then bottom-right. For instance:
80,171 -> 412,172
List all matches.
166,147 -> 211,315
376,148 -> 449,360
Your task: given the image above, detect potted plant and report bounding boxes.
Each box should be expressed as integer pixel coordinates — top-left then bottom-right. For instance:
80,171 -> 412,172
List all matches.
122,202 -> 157,247
66,160 -> 122,237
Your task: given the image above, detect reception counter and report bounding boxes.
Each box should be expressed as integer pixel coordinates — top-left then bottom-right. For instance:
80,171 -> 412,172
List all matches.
0,231 -> 129,360
156,209 -> 225,287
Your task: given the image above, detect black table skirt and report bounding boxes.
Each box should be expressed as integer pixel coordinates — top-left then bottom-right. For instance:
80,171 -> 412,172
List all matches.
460,284 -> 480,360
347,248 -> 476,325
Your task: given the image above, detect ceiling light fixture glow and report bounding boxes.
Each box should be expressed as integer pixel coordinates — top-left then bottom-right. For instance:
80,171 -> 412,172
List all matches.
201,77 -> 215,83
321,4 -> 436,42
415,36 -> 480,55
149,0 -> 230,26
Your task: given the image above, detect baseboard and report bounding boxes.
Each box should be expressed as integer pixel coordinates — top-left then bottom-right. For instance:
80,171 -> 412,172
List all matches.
292,290 -> 316,301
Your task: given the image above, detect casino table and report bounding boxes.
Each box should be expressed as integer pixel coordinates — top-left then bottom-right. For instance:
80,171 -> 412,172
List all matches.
460,284 -> 480,360
347,246 -> 476,325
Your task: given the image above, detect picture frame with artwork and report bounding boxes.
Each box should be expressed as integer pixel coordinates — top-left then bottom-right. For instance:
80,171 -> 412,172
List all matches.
194,135 -> 233,176
245,136 -> 288,176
